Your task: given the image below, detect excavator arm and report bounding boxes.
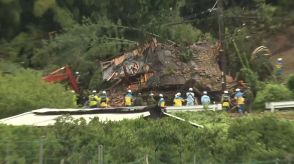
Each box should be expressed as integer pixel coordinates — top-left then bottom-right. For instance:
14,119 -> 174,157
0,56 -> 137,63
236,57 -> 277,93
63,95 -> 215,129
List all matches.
42,65 -> 79,93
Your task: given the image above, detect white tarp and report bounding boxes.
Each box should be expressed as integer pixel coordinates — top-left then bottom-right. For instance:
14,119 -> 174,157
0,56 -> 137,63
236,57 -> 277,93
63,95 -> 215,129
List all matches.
0,108 -> 150,126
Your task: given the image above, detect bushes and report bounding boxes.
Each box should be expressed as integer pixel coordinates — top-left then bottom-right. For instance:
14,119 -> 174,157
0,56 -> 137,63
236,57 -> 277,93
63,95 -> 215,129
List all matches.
287,74 -> 294,92
0,63 -> 76,118
0,114 -> 293,163
254,84 -> 293,108
160,23 -> 203,44
228,116 -> 294,160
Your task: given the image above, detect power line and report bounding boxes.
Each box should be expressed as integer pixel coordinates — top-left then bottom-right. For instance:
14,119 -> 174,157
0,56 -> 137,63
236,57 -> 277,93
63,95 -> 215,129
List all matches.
162,0 -> 219,26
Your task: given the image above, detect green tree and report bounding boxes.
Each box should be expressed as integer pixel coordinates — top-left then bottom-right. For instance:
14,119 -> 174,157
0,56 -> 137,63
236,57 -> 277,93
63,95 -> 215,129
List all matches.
287,75 -> 294,92
254,83 -> 293,109
0,62 -> 76,118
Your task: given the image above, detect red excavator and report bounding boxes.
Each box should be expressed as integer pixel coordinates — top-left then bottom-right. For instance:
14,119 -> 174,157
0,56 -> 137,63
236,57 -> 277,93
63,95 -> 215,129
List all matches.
42,65 -> 79,93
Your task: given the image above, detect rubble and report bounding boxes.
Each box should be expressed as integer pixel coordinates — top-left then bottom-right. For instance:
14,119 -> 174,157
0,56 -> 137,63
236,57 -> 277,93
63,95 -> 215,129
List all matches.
101,38 -> 223,106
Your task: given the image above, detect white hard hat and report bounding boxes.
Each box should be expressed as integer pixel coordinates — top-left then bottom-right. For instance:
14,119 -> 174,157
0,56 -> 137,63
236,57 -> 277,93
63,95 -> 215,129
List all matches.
75,71 -> 79,74
102,90 -> 106,94
235,88 -> 240,92
159,94 -> 163,97
71,90 -> 75,93
203,91 -> 207,94
224,90 -> 228,94
189,88 -> 193,91
278,58 -> 283,61
176,92 -> 181,96
149,92 -> 154,96
127,90 -> 132,93
92,90 -> 96,93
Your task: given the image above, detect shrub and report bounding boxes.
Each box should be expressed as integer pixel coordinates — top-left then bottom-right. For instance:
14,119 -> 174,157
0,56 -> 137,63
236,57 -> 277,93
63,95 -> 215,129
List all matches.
254,84 -> 293,109
228,116 -> 294,161
0,63 -> 76,118
160,24 -> 202,43
287,74 -> 294,92
180,49 -> 193,62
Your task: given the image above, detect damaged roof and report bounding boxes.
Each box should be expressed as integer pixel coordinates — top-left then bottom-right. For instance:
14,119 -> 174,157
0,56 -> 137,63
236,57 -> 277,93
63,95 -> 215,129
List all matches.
101,38 -> 222,91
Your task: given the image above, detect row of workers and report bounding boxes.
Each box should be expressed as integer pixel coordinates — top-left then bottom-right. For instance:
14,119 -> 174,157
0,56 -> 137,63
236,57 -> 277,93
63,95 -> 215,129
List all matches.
88,90 -> 109,108
221,88 -> 246,114
87,88 -> 199,108
154,88 -> 245,113
157,89 -> 211,110
125,88 -> 201,107
87,88 -> 246,113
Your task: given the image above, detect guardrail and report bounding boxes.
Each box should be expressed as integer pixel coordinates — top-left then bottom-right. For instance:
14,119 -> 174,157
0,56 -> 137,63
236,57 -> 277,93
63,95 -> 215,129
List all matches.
265,101 -> 294,112
166,104 -> 222,112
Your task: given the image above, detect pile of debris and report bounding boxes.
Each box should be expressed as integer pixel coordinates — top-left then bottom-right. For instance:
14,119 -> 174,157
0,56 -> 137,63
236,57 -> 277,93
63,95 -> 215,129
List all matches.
101,38 -> 223,106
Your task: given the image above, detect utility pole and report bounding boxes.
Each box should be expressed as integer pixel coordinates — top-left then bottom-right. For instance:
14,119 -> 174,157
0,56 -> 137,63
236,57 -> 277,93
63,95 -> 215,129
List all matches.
5,143 -> 9,164
145,154 -> 149,164
39,137 -> 44,164
217,0 -> 227,90
97,145 -> 103,164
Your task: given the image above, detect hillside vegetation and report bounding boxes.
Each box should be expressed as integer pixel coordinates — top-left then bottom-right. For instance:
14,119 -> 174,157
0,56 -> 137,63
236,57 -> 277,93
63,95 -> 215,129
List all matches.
0,113 -> 294,163
0,0 -> 294,116
0,1 -> 294,163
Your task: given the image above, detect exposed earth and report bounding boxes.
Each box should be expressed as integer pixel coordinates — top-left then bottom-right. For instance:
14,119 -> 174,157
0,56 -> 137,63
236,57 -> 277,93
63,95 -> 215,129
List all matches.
268,25 -> 294,76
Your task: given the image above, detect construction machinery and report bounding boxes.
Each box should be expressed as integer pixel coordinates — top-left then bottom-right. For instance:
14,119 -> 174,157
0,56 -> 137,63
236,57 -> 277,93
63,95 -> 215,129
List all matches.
42,65 -> 79,93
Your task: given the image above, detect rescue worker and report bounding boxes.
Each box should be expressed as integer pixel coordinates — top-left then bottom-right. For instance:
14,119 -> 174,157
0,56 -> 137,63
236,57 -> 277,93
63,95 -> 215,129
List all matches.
244,87 -> 254,113
186,88 -> 195,106
70,90 -> 77,106
88,90 -> 99,108
124,90 -> 134,107
158,94 -> 166,112
99,90 -> 109,108
234,88 -> 245,114
173,92 -> 185,106
221,90 -> 231,111
147,92 -> 156,105
201,91 -> 211,110
134,93 -> 144,106
275,58 -> 283,79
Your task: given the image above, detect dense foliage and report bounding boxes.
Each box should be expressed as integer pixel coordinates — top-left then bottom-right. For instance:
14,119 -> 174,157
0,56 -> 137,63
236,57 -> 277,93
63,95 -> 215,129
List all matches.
287,75 -> 294,92
0,62 -> 76,118
1,1 -> 294,163
254,83 -> 294,108
1,0 -> 293,89
0,113 -> 293,163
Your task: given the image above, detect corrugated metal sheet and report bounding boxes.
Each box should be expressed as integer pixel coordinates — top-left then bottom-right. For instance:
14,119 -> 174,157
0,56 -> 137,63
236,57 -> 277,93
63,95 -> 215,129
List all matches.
0,108 -> 150,126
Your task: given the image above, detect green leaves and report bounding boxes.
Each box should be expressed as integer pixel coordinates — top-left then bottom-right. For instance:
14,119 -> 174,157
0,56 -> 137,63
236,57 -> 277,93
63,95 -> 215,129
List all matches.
0,62 -> 76,118
254,83 -> 293,109
0,112 -> 294,163
287,75 -> 294,92
33,0 -> 56,17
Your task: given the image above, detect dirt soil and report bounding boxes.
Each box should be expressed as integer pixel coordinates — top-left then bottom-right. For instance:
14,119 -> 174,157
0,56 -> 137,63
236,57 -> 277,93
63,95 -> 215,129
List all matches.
267,25 -> 294,76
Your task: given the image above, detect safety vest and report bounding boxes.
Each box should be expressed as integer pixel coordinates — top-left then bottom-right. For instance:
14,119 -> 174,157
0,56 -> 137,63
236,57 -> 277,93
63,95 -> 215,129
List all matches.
186,92 -> 195,102
174,97 -> 184,106
124,94 -> 133,106
237,97 -> 245,105
222,94 -> 230,107
72,94 -> 77,106
99,95 -> 109,107
158,98 -> 165,108
201,95 -> 210,105
89,95 -> 98,107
